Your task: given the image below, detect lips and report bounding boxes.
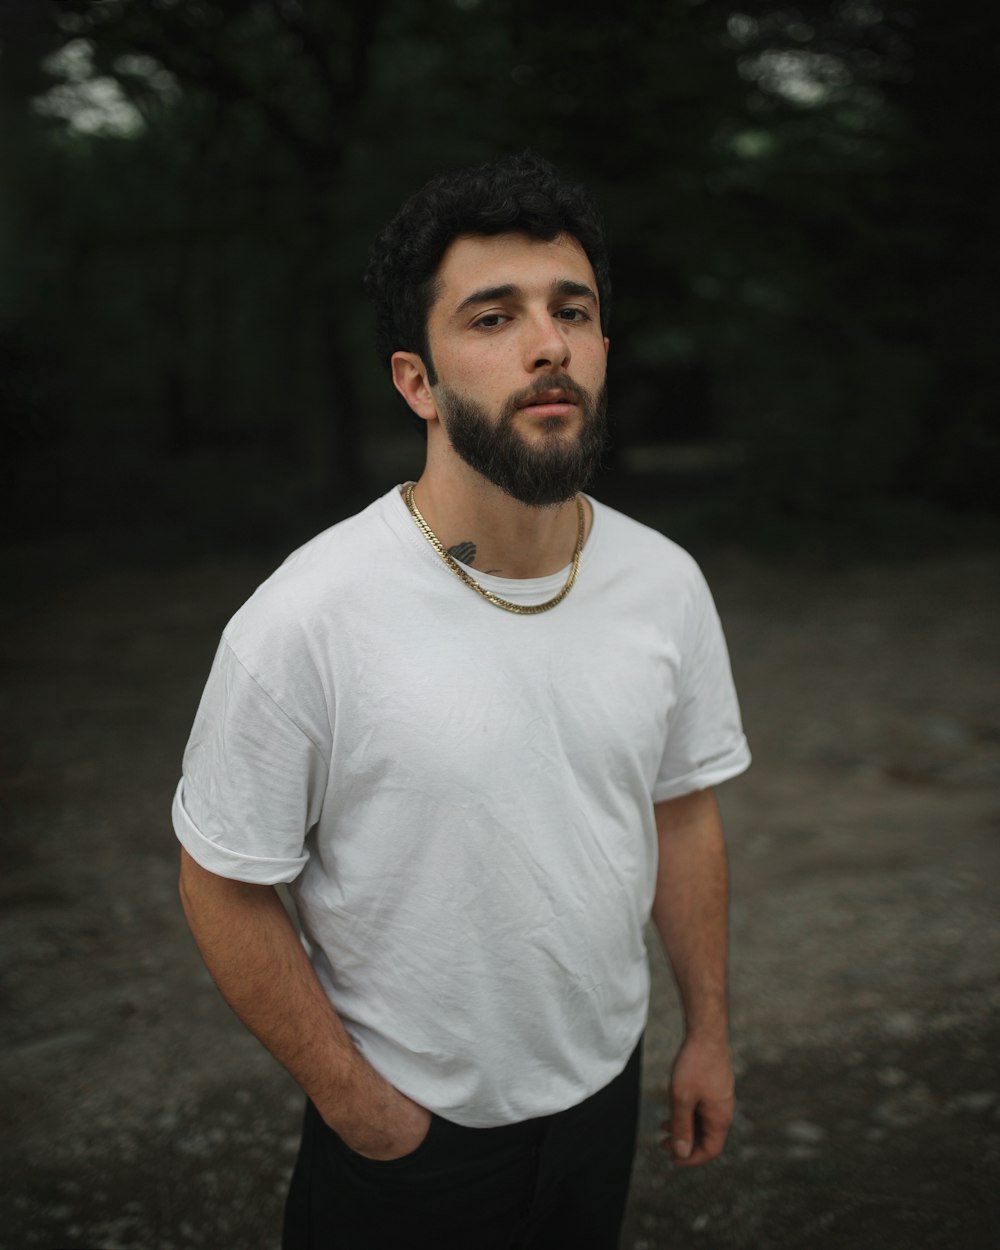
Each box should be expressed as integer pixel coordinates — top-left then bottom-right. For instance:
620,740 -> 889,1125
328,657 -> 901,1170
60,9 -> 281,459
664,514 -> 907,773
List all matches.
518,388 -> 580,416
521,388 -> 577,407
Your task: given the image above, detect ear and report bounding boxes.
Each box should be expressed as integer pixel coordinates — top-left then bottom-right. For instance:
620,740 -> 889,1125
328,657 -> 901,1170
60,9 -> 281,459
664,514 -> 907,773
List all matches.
603,335 -> 610,359
391,352 -> 438,423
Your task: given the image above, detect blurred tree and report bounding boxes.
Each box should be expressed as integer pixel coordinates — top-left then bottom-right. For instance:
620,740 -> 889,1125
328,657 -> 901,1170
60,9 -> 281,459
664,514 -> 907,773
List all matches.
698,0 -> 1000,529
2,0 -> 997,546
28,0 -> 388,494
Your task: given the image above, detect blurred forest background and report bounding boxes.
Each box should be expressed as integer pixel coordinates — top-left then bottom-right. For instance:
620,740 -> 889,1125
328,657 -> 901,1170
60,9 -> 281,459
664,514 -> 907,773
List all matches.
4,7 -> 1000,1248
2,0 -> 998,556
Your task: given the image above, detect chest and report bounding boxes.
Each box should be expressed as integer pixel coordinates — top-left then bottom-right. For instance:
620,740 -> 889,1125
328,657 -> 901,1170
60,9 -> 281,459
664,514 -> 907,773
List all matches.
326,597 -> 681,798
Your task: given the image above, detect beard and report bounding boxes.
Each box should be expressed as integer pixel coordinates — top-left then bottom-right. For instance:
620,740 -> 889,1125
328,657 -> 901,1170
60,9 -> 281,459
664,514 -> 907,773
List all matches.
435,374 -> 609,508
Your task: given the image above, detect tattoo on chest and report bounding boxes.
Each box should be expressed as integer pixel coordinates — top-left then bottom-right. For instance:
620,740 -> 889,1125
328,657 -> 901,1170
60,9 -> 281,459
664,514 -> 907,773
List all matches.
446,540 -> 503,576
447,540 -> 477,566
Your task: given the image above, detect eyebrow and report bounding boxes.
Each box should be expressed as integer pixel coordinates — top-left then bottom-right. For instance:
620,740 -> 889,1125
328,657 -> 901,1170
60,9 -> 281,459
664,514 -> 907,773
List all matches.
454,278 -> 598,316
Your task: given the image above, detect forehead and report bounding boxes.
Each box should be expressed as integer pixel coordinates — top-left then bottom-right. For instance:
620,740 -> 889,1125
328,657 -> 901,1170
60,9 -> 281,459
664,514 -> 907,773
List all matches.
432,232 -> 597,314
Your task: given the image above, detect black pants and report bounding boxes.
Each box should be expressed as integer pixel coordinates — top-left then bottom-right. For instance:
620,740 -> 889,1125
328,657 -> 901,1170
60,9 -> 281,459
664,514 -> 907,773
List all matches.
283,1040 -> 642,1250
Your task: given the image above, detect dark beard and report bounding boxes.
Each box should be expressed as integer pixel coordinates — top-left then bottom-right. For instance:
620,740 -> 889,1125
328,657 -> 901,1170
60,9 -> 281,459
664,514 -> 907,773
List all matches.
436,375 -> 609,507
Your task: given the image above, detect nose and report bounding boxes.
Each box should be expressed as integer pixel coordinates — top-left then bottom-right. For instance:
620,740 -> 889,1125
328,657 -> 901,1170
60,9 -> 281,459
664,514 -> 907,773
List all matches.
524,310 -> 571,373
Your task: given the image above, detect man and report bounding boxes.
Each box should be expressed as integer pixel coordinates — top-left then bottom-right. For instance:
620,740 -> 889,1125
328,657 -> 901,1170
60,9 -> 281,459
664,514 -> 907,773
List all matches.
173,153 -> 750,1250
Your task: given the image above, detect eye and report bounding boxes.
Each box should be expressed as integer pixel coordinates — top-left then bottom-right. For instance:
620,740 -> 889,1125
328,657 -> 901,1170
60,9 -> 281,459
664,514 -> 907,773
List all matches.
472,312 -> 509,330
556,307 -> 591,323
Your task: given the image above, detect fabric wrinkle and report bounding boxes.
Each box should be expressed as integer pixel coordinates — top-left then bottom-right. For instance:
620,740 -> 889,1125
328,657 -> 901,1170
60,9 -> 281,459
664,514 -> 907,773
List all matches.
172,484 -> 749,1127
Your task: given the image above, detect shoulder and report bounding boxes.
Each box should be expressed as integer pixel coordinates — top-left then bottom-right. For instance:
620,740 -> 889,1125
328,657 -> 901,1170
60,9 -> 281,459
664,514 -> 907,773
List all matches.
588,496 -> 708,598
223,490 -> 401,662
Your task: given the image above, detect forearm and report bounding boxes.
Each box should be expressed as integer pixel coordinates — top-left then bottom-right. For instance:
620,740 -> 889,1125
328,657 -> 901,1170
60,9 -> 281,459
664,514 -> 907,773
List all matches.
177,849 -> 395,1139
651,788 -> 730,1042
651,788 -> 736,1165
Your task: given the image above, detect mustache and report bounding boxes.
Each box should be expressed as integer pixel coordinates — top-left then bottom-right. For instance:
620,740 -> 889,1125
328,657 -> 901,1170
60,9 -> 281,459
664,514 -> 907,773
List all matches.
505,374 -> 587,410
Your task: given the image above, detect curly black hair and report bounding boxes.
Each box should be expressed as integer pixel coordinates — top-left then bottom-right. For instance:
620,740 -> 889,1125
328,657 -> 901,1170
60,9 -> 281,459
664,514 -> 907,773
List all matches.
364,152 -> 611,386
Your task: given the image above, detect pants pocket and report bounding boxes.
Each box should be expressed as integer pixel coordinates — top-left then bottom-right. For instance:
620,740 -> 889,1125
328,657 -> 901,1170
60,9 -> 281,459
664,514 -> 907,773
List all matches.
335,1110 -> 444,1170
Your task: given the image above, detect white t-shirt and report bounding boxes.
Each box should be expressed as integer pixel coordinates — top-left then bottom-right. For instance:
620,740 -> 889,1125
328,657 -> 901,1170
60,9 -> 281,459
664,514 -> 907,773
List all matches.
172,485 -> 750,1127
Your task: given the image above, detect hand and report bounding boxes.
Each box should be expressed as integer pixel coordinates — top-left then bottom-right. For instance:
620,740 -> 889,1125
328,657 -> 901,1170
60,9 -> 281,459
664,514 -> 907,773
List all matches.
662,1035 -> 735,1168
326,1078 -> 433,1162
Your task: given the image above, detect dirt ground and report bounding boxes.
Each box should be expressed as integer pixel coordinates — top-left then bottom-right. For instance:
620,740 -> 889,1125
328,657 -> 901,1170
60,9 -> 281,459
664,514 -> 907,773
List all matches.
2,516 -> 998,1250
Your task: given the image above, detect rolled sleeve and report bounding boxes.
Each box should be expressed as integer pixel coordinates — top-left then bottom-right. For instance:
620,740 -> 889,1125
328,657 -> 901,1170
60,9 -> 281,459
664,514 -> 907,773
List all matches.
171,639 -> 329,885
654,567 -> 750,801
172,780 -> 308,884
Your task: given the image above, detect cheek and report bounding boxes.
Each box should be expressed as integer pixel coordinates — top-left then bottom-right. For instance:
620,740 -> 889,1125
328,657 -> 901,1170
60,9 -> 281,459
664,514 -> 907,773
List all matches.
443,347 -> 518,397
576,343 -> 607,391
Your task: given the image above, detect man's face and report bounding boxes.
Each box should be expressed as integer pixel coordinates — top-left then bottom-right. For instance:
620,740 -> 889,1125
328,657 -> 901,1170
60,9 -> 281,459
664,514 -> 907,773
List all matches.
423,232 -> 610,507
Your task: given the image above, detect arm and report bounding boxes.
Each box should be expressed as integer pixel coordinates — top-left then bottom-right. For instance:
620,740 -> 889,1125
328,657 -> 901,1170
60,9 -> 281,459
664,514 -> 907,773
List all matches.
177,847 -> 431,1160
651,787 -> 736,1167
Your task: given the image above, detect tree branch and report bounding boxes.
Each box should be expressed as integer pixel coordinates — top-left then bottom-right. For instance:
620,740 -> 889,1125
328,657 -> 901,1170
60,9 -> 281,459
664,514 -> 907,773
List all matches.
265,0 -> 343,108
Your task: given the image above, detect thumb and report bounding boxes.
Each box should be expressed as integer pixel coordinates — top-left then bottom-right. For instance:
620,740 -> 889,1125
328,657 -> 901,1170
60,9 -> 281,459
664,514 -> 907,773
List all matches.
669,1099 -> 694,1160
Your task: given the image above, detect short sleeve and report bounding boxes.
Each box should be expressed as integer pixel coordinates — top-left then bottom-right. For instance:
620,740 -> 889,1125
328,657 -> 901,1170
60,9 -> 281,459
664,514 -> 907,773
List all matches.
172,639 -> 329,884
652,567 -> 750,802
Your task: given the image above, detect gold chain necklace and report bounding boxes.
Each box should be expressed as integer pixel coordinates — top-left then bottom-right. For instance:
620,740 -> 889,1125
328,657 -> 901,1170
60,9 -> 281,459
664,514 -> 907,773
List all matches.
403,483 -> 586,615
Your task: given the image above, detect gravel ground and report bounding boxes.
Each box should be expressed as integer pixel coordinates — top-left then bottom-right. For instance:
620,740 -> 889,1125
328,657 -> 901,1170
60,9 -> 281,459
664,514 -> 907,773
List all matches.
3,527 -> 998,1250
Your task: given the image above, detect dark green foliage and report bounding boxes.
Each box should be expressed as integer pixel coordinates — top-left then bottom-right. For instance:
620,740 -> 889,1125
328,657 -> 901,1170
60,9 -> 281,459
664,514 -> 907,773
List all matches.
3,0 -> 997,549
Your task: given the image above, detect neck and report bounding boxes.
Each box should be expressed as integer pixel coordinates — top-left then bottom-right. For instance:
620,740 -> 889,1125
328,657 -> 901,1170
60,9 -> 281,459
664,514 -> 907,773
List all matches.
410,459 -> 590,579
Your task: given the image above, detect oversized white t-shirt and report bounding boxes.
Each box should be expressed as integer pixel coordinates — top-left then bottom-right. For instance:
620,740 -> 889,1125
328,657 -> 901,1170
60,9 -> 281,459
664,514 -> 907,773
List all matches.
172,485 -> 750,1128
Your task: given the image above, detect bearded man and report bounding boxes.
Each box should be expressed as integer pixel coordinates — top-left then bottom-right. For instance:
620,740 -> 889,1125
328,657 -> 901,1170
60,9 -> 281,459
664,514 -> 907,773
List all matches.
173,153 -> 750,1250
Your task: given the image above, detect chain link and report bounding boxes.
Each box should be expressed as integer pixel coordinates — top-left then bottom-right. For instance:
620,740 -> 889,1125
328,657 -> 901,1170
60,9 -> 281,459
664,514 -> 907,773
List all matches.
403,484 -> 585,615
